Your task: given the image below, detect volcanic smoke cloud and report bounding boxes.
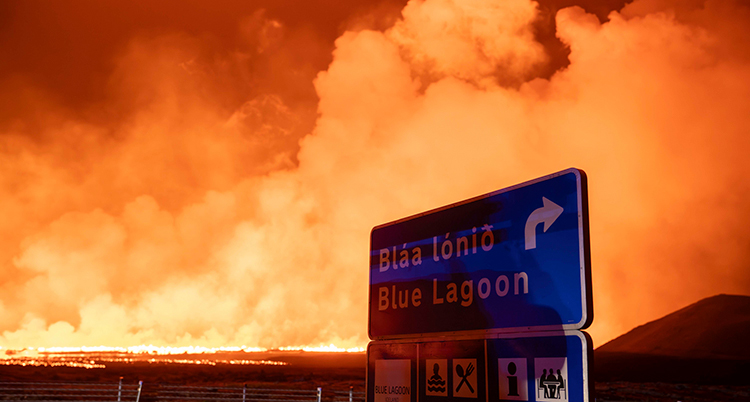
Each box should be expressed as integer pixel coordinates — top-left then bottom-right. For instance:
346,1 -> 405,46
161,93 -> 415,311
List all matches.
1,0 -> 749,349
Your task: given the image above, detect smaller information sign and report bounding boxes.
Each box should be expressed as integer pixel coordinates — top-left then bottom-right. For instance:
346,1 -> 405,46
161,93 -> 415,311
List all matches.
367,331 -> 593,402
374,360 -> 412,402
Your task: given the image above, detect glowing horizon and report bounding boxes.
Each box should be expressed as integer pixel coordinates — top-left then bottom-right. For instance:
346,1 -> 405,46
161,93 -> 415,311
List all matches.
0,343 -> 363,369
0,344 -> 366,355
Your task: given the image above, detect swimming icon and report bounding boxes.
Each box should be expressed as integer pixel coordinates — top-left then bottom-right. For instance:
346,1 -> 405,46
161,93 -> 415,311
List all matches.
427,363 -> 446,393
426,359 -> 448,396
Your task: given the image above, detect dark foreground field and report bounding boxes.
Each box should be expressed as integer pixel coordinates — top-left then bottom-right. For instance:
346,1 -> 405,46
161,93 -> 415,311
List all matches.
0,351 -> 366,392
3,351 -> 750,402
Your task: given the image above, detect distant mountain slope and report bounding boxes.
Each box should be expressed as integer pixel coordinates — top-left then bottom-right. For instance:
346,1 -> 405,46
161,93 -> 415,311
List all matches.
597,294 -> 750,360
594,294 -> 750,384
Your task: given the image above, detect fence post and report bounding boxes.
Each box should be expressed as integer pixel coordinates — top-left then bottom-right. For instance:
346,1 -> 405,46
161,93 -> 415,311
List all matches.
136,381 -> 143,402
118,377 -> 123,402
243,384 -> 247,402
349,386 -> 353,402
317,387 -> 322,402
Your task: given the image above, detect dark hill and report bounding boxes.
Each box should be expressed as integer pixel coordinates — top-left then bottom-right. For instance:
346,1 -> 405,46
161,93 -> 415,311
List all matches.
594,294 -> 750,384
598,294 -> 750,359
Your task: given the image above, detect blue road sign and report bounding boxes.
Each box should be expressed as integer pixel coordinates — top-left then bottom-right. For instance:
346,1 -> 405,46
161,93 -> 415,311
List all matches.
369,168 -> 591,339
367,331 -> 592,402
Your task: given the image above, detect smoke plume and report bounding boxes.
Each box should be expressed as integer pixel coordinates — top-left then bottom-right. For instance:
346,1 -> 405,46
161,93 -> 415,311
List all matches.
1,0 -> 750,348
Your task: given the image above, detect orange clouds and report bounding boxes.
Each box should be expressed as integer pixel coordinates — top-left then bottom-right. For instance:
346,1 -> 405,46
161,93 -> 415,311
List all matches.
2,0 -> 750,350
390,0 -> 547,85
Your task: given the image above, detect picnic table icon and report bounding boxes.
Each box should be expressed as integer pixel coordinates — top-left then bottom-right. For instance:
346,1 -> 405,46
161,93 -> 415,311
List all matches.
538,369 -> 566,399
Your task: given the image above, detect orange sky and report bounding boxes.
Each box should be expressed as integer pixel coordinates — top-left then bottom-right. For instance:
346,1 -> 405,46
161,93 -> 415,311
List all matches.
1,0 -> 749,350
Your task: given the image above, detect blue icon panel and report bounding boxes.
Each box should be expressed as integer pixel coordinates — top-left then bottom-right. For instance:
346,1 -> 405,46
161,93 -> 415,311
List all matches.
367,332 -> 592,402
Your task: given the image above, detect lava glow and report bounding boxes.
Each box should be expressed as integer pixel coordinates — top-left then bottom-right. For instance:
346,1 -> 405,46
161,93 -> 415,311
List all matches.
1,345 -> 363,356
1,0 -> 750,351
278,345 -> 366,353
0,359 -> 105,369
0,357 -> 286,369
35,345 -> 267,354
0,345 -> 291,369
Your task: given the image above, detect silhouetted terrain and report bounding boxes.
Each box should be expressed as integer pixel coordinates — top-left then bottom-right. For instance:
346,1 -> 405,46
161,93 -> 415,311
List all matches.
595,294 -> 750,385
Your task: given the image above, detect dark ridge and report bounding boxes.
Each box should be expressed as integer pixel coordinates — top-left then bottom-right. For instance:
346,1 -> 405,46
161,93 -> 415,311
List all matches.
598,294 -> 750,359
595,294 -> 750,384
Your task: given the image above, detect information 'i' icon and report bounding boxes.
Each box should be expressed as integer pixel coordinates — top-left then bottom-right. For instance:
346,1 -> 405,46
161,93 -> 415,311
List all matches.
498,358 -> 528,401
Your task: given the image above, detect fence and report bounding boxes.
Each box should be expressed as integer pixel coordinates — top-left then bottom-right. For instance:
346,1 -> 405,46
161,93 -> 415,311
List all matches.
331,387 -> 365,402
152,385 -> 318,402
0,381 -> 361,402
0,379 -> 141,402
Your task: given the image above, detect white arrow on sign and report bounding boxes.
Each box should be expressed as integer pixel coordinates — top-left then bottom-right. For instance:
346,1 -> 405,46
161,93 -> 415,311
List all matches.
524,197 -> 564,250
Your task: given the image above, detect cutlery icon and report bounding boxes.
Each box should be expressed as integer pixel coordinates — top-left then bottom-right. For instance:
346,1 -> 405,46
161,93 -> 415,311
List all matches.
456,362 -> 475,393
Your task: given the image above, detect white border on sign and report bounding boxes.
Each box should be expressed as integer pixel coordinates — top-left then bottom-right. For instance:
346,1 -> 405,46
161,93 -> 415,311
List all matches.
368,167 -> 592,340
